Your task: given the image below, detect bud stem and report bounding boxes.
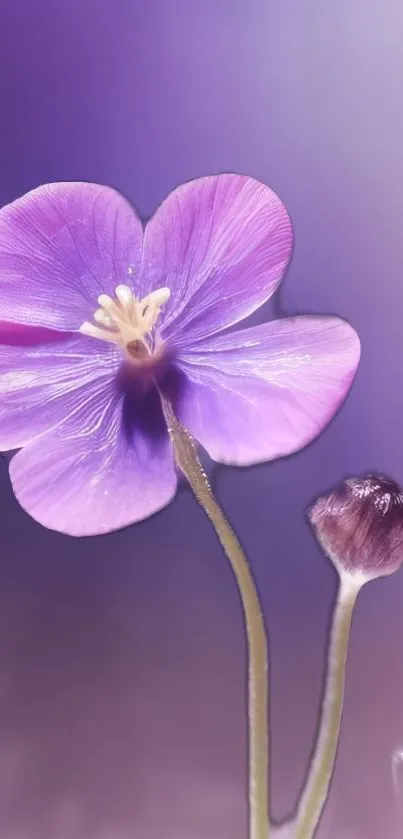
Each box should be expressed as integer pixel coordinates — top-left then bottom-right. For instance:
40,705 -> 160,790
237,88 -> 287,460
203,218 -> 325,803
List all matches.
161,394 -> 270,839
294,573 -> 361,839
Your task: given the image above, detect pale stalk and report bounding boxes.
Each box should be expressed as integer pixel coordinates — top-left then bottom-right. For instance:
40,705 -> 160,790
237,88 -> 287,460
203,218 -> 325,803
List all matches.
161,395 -> 270,839
294,572 -> 361,839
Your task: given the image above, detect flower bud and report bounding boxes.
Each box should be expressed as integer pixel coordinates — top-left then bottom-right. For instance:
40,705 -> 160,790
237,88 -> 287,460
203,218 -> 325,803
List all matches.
308,474 -> 403,580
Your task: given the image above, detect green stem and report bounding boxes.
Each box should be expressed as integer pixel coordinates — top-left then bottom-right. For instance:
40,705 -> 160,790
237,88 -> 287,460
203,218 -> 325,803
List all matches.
162,396 -> 270,839
294,573 -> 361,839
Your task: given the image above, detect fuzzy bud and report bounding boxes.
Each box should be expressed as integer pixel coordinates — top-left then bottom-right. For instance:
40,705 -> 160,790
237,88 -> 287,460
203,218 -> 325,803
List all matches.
308,474 -> 403,580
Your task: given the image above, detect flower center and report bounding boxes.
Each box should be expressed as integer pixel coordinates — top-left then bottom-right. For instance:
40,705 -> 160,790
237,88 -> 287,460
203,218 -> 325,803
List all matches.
79,285 -> 171,361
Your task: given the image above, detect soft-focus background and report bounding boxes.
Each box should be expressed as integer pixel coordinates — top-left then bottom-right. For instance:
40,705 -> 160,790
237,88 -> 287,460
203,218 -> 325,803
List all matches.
0,1 -> 402,837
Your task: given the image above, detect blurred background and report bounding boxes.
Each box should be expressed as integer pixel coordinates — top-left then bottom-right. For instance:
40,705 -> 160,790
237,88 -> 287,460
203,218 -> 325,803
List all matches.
0,1 -> 402,837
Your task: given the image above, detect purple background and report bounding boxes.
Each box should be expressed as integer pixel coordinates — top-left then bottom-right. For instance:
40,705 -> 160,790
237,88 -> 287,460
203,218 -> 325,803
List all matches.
0,1 -> 402,837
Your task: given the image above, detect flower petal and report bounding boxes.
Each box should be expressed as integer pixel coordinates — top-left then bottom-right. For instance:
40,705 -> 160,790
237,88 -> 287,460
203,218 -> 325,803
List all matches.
0,321 -> 68,345
0,334 -> 121,450
172,317 -> 360,465
142,174 -> 292,346
9,375 -> 177,536
0,182 -> 143,330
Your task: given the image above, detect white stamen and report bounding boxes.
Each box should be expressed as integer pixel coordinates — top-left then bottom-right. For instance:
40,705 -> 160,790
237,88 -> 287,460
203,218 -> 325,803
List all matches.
143,287 -> 171,308
140,288 -> 171,330
97,294 -> 123,321
94,309 -> 114,327
79,284 -> 171,354
79,321 -> 119,344
115,284 -> 134,307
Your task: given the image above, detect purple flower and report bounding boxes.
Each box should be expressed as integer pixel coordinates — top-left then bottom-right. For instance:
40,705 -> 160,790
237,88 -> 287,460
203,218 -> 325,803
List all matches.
308,474 -> 403,579
0,175 -> 360,536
